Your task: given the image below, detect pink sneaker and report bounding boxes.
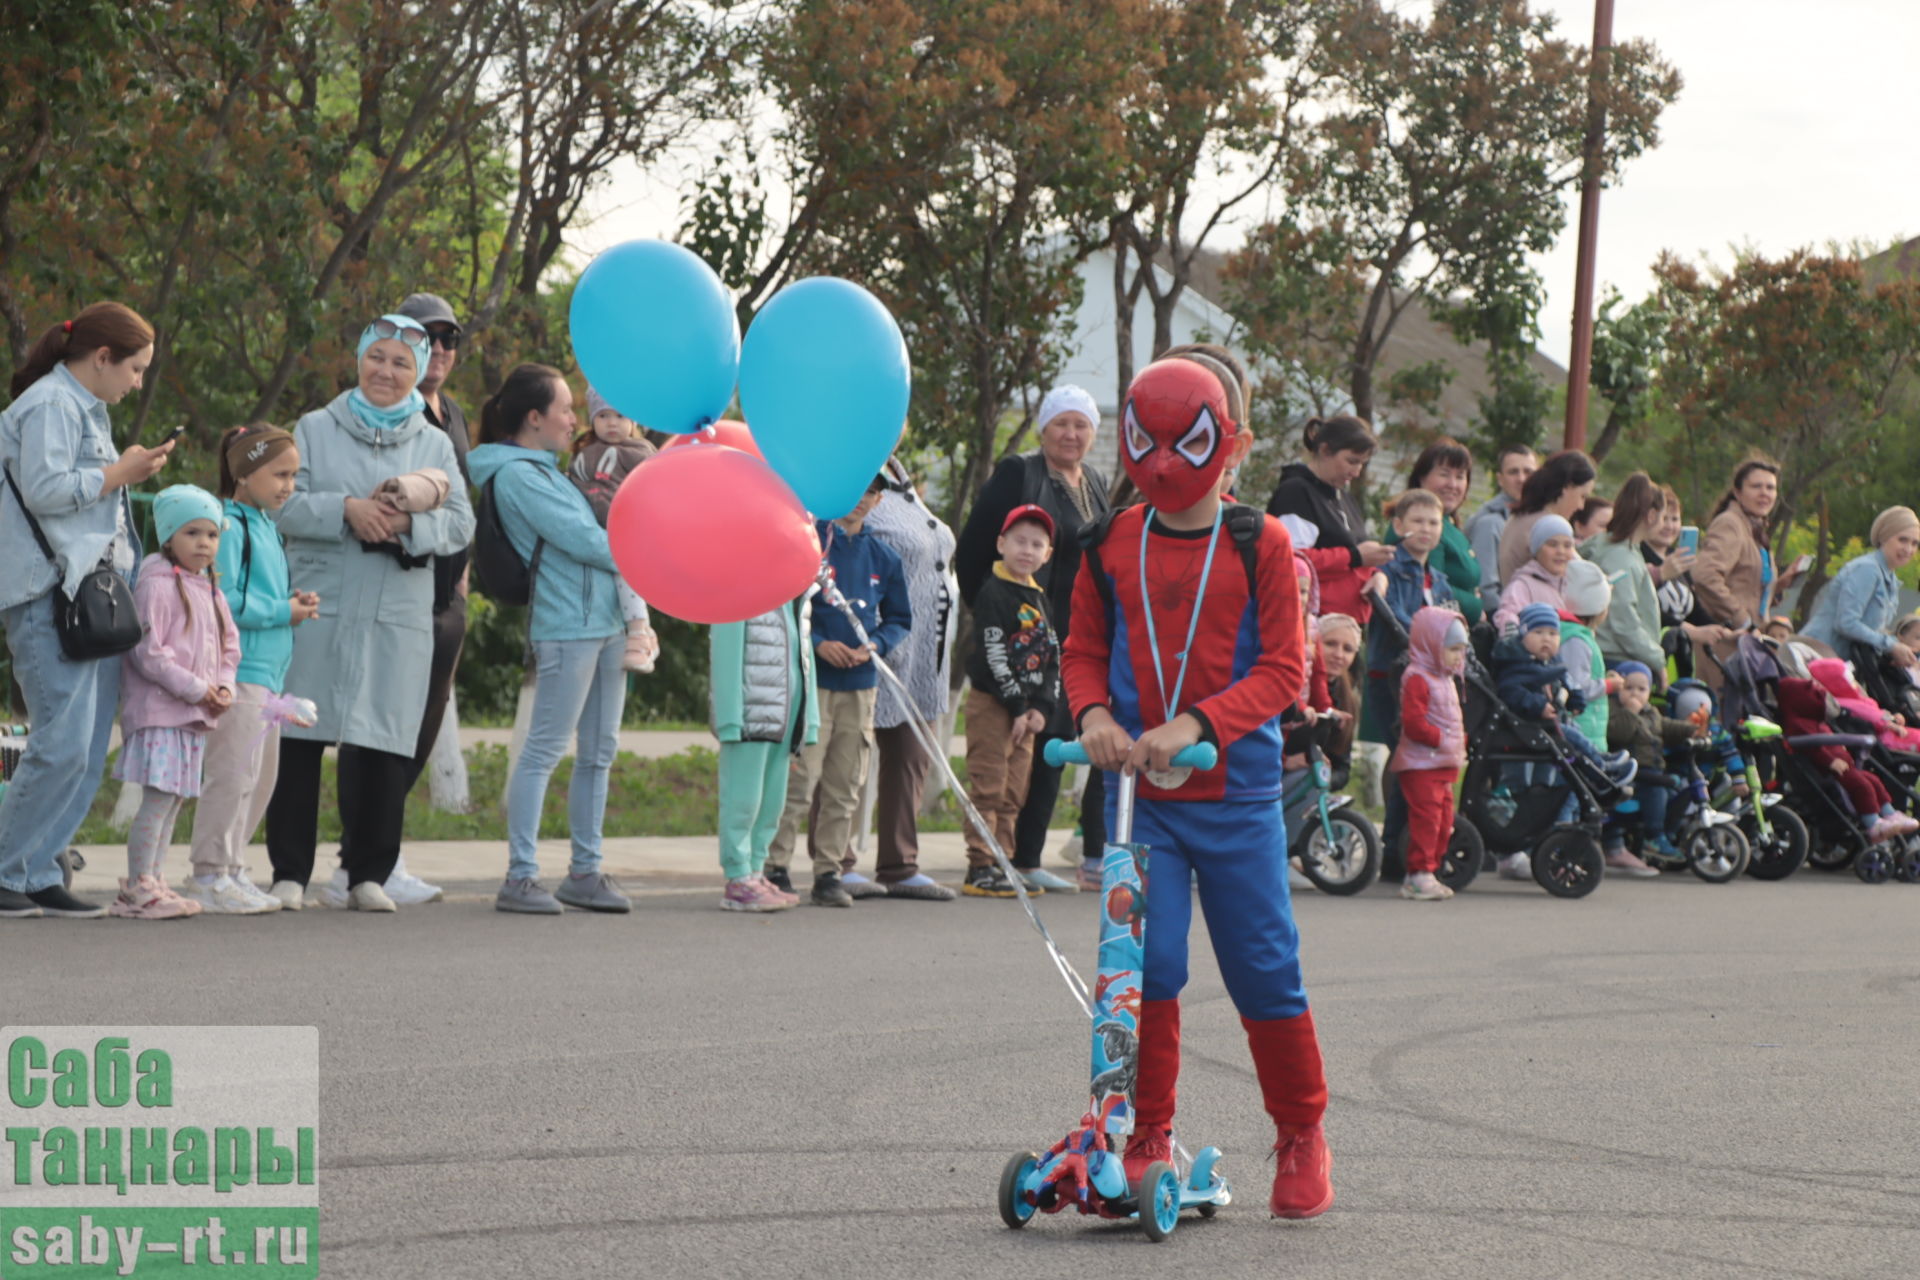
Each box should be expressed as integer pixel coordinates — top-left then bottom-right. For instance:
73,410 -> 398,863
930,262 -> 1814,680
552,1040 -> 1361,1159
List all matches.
754,874 -> 799,906
1891,813 -> 1920,835
1867,816 -> 1899,843
109,875 -> 202,920
721,876 -> 794,913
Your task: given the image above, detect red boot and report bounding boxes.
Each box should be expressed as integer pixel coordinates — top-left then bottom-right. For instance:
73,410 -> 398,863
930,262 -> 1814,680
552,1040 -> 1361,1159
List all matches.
1122,999 -> 1180,1185
1243,1010 -> 1334,1218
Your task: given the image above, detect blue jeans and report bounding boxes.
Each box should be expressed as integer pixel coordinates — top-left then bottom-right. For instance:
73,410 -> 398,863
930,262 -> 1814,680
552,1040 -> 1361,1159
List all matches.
506,635 -> 626,882
0,592 -> 121,892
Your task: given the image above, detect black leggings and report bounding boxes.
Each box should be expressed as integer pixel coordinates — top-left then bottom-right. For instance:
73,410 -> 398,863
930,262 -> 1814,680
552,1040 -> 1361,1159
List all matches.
1014,732 -> 1108,869
265,740 -> 412,888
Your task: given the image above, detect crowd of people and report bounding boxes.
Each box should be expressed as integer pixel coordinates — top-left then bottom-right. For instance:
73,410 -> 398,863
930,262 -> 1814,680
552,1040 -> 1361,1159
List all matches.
3,301 -> 1917,923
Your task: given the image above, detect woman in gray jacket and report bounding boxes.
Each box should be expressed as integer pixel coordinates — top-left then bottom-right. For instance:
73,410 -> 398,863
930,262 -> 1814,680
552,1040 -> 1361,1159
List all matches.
263,315 -> 474,912
0,302 -> 173,919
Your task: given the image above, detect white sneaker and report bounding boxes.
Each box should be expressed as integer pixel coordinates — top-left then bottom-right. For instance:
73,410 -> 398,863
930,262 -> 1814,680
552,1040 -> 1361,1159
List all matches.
265,880 -> 305,912
310,867 -> 349,909
348,881 -> 396,912
180,875 -> 279,915
384,857 -> 444,905
229,869 -> 283,911
1497,852 -> 1532,881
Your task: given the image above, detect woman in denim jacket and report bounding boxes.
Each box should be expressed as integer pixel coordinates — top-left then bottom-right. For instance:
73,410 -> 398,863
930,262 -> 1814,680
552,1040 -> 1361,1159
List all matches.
0,302 -> 174,919
1801,506 -> 1920,670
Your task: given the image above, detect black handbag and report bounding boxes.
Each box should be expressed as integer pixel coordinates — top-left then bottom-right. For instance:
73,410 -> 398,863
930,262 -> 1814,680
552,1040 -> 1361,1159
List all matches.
4,463 -> 142,660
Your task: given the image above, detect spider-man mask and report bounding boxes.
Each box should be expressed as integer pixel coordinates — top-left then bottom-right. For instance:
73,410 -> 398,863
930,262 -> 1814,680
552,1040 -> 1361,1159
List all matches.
1121,359 -> 1238,512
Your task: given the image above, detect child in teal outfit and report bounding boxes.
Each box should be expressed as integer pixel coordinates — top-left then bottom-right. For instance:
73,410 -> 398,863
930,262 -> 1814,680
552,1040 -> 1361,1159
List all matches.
185,425 -> 320,914
710,590 -> 820,912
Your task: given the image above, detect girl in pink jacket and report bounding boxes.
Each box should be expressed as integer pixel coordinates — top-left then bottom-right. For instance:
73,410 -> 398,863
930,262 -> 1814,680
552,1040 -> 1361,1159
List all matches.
1391,606 -> 1470,901
111,485 -> 241,919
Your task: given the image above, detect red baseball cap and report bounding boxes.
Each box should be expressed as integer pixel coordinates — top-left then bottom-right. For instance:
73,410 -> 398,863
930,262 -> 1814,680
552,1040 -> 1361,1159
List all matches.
1000,503 -> 1055,542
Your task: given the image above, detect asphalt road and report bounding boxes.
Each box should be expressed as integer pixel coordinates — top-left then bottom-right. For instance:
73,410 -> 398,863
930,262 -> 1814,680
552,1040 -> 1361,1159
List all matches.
6,869 -> 1919,1279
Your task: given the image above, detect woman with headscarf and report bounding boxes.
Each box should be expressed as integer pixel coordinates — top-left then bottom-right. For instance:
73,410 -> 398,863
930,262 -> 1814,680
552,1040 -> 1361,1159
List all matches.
955,383 -> 1110,890
1801,506 -> 1920,668
835,456 -> 960,900
263,314 -> 474,912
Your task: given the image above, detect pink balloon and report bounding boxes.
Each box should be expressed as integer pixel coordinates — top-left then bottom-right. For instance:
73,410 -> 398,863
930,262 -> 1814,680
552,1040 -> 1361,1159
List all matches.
608,444 -> 820,624
661,418 -> 763,460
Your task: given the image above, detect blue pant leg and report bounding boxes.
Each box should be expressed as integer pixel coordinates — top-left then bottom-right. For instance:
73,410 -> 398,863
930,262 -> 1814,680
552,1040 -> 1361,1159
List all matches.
506,639 -> 600,881
1108,786 -> 1195,1004
1185,800 -> 1309,1021
1638,781 -> 1670,835
0,595 -> 116,893
566,634 -> 628,875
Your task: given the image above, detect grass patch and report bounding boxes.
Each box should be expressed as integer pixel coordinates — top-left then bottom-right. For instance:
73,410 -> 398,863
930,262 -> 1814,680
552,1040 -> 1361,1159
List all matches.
72,745 -> 1080,843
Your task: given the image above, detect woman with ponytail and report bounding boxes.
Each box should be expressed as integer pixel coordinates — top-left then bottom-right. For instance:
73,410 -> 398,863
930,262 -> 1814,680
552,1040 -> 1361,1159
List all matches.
262,314 -> 474,912
1265,414 -> 1393,625
468,364 -> 632,916
1,302 -> 172,920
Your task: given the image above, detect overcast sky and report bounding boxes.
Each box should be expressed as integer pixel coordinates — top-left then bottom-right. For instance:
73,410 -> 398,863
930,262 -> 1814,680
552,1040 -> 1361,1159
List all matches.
574,0 -> 1920,367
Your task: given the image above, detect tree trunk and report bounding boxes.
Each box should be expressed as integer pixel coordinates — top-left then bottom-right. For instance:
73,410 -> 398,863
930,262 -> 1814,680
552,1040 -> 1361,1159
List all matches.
1588,403 -> 1628,464
426,688 -> 471,813
1112,230 -> 1135,415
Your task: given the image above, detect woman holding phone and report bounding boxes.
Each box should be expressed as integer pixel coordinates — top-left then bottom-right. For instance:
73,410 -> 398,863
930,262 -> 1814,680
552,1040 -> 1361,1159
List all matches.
1801,506 -> 1920,668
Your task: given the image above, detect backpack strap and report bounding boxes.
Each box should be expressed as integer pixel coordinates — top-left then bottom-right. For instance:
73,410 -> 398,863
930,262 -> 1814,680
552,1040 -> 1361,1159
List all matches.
1076,506 -> 1122,618
1222,502 -> 1266,598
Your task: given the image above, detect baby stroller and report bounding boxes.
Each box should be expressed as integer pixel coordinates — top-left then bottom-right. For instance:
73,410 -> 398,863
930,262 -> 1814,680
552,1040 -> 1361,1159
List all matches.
1367,598 -> 1611,899
1715,634 -> 1920,883
1604,723 -> 1751,883
1841,639 -> 1920,725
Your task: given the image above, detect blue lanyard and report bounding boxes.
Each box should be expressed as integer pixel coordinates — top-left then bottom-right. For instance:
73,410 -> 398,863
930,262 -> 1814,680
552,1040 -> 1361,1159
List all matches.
1140,506 -> 1224,723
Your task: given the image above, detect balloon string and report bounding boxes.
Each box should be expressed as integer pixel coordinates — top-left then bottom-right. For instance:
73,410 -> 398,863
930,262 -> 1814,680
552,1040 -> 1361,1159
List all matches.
816,565 -> 1093,1018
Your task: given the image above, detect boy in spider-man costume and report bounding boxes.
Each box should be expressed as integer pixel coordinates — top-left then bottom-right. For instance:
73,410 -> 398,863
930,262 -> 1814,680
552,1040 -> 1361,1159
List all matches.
1064,352 -> 1331,1220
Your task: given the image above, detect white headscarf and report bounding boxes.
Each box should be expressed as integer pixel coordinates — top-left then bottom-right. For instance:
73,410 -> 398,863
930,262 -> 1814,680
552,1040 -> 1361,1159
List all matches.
1037,384 -> 1100,432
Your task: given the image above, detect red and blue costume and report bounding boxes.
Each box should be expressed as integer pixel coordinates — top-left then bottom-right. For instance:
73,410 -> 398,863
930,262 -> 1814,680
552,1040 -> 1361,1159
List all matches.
1064,356 -> 1333,1219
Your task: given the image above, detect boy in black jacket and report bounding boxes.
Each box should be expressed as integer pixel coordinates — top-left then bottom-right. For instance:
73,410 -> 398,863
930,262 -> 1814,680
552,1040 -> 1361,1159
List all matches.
961,504 -> 1060,897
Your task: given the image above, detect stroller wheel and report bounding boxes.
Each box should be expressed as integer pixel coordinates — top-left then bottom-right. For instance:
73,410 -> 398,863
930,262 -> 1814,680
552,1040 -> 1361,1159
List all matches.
1297,812 -> 1381,897
998,1151 -> 1040,1229
1743,807 -> 1808,881
1686,825 -> 1749,884
1895,845 -> 1920,885
1436,817 -> 1485,893
1532,828 -> 1604,899
1855,845 -> 1894,885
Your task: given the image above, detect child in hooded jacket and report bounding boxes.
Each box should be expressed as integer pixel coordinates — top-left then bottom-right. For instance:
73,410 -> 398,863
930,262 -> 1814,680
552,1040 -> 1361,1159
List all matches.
112,486 -> 242,920
1393,607 -> 1469,900
568,387 -> 659,673
1776,675 -> 1920,841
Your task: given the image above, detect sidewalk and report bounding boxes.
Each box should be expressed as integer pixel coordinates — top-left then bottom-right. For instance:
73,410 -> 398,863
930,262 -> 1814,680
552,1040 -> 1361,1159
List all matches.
68,829 -> 1083,901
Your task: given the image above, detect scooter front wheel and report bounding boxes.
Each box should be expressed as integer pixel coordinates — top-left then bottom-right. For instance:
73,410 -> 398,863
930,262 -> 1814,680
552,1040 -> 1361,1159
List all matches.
1139,1161 -> 1180,1242
998,1151 -> 1039,1229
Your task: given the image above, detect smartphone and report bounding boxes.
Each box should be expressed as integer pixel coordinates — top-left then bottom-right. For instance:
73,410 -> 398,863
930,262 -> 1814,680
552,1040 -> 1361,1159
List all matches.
1678,525 -> 1700,556
163,424 -> 187,446
1793,553 -> 1814,575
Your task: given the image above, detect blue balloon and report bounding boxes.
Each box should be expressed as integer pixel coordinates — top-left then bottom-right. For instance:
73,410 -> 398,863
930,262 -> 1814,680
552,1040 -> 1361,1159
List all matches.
739,277 -> 911,519
570,240 -> 739,435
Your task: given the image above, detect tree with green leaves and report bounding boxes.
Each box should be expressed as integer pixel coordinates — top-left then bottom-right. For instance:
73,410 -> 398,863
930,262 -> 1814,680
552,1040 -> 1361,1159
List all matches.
1232,0 -> 1679,430
1625,249 -> 1920,597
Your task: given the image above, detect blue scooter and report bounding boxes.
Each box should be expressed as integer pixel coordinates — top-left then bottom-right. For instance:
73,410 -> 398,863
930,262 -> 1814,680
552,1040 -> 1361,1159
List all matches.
997,740 -> 1232,1243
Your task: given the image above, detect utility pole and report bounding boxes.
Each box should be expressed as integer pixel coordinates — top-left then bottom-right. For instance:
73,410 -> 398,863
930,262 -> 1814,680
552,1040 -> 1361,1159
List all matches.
1564,0 -> 1615,453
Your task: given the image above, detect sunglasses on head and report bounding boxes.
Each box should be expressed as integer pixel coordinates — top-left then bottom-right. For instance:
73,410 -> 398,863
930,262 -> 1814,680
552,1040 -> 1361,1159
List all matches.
367,317 -> 428,345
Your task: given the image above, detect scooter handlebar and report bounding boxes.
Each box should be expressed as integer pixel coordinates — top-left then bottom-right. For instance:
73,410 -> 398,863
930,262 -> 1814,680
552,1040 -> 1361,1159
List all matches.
1044,739 -> 1220,771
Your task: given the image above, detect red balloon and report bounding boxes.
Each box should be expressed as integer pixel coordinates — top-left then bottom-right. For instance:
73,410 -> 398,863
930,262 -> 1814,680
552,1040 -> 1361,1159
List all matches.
608,444 -> 821,624
661,418 -> 762,460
